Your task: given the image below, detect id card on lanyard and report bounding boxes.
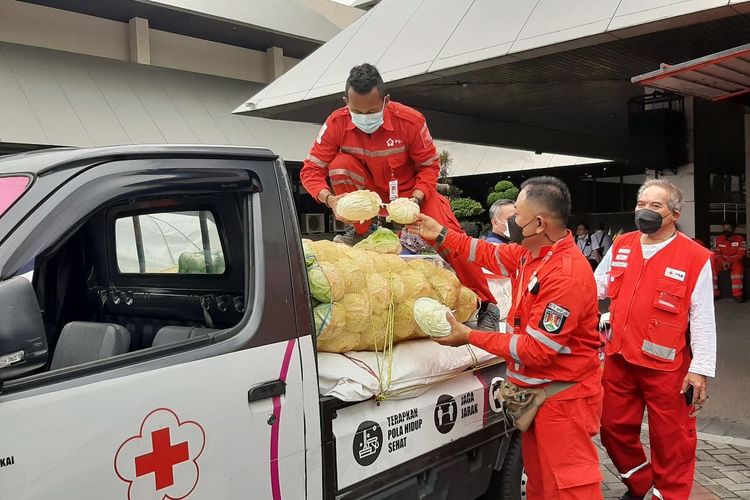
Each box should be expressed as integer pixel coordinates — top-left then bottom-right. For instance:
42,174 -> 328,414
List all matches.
389,169 -> 398,201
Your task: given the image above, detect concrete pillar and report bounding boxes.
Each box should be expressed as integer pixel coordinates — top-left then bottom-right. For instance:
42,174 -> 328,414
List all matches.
266,46 -> 284,81
129,17 -> 150,64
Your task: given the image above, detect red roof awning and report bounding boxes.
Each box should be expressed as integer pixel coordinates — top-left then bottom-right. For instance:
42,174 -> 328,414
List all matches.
632,43 -> 750,101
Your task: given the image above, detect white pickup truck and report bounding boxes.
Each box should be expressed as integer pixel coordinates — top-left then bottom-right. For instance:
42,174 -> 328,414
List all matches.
0,145 -> 521,500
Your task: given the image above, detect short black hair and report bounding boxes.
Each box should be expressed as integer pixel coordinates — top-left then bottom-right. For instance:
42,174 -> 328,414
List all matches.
346,63 -> 385,97
577,222 -> 590,231
520,176 -> 571,223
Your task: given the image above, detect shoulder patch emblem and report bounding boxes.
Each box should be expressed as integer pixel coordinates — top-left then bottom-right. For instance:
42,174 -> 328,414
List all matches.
539,303 -> 569,334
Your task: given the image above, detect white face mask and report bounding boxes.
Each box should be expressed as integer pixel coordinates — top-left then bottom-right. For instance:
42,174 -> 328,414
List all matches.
349,100 -> 385,134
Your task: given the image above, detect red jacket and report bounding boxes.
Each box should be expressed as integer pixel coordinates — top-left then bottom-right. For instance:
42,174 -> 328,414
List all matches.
301,101 -> 440,201
714,234 -> 746,264
606,232 -> 711,371
443,230 -> 602,395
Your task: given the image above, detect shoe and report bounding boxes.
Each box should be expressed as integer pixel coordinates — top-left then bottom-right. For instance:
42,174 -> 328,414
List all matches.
620,493 -> 644,500
477,302 -> 500,332
333,226 -> 369,246
734,296 -> 745,303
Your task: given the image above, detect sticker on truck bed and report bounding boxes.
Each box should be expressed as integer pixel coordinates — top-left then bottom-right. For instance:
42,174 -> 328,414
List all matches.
333,366 -> 506,489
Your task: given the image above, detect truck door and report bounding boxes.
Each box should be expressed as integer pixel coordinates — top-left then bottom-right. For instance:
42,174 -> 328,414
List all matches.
0,157 -> 307,500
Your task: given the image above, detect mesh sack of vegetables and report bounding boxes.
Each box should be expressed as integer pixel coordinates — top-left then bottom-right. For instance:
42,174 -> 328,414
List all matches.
454,286 -> 480,323
407,259 -> 461,309
354,228 -> 402,254
301,239 -> 316,268
380,253 -> 408,273
314,303 -> 355,352
358,312 -> 389,350
398,268 -> 433,299
366,272 -> 392,314
336,190 -> 381,223
340,292 -> 372,334
309,240 -> 341,263
335,259 -> 368,293
307,261 -> 345,303
393,299 -> 423,342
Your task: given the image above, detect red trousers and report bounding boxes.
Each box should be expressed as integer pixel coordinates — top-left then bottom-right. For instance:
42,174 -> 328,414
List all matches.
328,153 -> 493,303
600,353 -> 696,499
712,259 -> 743,298
523,385 -> 604,500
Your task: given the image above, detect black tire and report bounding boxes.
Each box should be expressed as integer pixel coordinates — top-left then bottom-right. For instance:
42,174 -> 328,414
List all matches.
480,431 -> 526,500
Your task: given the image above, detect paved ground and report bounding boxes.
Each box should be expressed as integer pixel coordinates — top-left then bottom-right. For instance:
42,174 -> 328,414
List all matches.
598,299 -> 750,499
598,431 -> 750,499
697,299 -> 750,438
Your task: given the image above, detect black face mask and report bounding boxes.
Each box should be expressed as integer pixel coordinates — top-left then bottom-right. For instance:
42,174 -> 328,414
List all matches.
634,209 -> 664,235
507,215 -> 539,244
724,230 -> 734,238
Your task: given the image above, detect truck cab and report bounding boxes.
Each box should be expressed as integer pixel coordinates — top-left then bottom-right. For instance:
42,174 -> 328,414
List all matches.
0,145 -> 522,500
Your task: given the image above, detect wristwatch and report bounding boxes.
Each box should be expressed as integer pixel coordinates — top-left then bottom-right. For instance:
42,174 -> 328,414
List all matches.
436,227 -> 448,245
409,196 -> 423,207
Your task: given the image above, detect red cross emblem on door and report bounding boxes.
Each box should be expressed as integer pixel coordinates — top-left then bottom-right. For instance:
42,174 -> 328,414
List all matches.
115,408 -> 205,500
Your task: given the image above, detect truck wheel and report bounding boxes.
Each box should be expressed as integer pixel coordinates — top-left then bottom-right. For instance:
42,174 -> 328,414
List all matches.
481,431 -> 525,499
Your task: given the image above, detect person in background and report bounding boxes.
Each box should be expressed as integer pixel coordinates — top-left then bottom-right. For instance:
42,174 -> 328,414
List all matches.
592,222 -> 612,260
575,223 -> 598,270
486,199 -> 515,245
408,176 -> 604,500
712,221 -> 746,302
300,63 -> 498,329
595,178 -> 715,500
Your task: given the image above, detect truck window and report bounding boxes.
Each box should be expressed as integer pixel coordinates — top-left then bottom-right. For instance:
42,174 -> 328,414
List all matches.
0,176 -> 30,217
115,211 -> 225,274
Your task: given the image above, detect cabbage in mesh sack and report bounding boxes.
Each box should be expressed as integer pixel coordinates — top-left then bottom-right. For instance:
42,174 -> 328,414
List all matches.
454,286 -> 480,323
309,240 -> 341,263
314,303 -> 355,352
393,300 -> 422,341
426,268 -> 461,309
340,292 -> 371,333
336,190 -> 381,223
301,239 -> 316,268
307,262 -> 345,303
399,268 -> 433,299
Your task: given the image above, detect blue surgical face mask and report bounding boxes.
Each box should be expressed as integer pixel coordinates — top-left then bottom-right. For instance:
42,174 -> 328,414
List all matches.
350,101 -> 385,134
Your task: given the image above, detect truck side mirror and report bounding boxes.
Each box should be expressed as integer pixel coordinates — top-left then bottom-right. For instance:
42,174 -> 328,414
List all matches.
0,277 -> 48,382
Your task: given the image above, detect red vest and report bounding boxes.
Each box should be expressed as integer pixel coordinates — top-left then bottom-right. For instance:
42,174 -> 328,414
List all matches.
606,232 -> 711,371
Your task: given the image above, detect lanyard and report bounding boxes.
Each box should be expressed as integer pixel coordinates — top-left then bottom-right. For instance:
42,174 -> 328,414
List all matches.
512,238 -> 564,329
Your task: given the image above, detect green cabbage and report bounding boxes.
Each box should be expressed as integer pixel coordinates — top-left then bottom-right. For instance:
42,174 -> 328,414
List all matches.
302,239 -> 315,268
307,262 -> 345,303
386,198 -> 420,224
354,228 -> 402,254
413,297 -> 452,338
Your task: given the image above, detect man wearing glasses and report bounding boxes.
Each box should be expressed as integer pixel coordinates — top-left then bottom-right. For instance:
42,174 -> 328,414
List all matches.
594,179 -> 716,500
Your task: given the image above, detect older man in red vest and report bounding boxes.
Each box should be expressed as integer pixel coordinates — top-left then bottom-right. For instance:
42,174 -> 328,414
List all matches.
595,179 -> 716,500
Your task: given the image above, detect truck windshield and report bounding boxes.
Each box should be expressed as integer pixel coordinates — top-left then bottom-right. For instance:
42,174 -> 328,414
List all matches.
0,176 -> 30,217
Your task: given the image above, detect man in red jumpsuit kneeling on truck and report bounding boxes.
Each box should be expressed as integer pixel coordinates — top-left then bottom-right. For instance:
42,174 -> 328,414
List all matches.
407,176 -> 604,500
300,63 -> 498,330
